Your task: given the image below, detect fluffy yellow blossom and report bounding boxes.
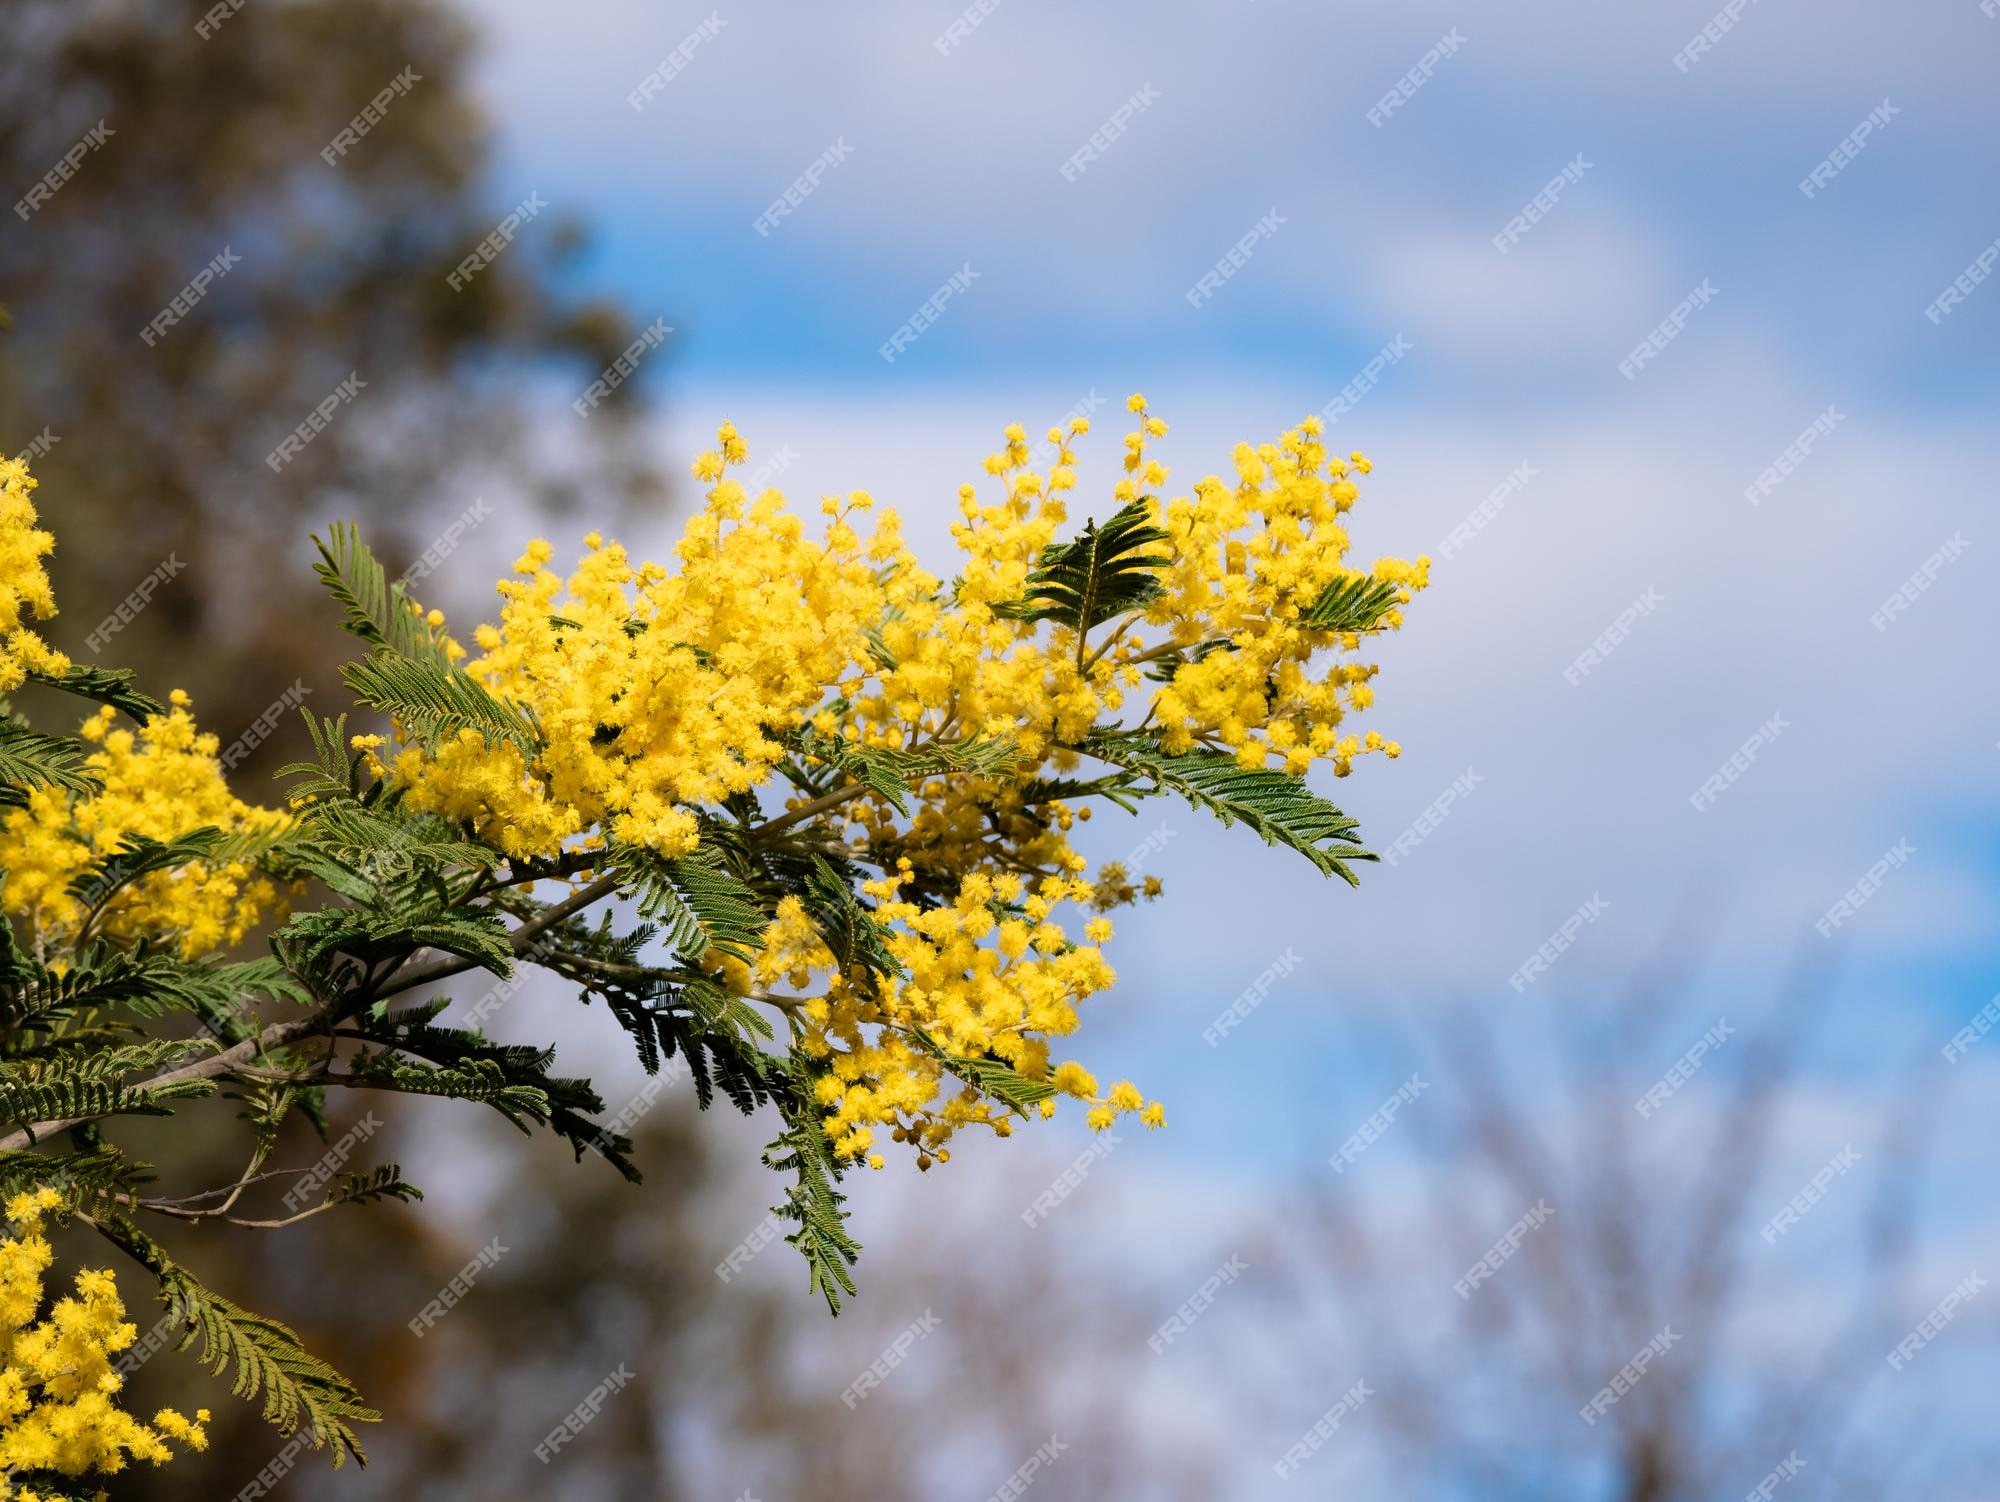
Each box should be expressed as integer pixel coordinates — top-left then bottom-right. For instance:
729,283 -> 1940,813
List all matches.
0,460 -> 69,695
0,696 -> 288,959
376,405 -> 1419,1162
0,1190 -> 206,1493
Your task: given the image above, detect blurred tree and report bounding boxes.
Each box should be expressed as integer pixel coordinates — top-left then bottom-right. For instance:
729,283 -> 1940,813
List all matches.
0,0 -> 663,769
1269,929 -> 1986,1500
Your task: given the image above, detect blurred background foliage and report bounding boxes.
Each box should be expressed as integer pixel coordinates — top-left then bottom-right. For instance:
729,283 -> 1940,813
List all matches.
0,0 -> 661,775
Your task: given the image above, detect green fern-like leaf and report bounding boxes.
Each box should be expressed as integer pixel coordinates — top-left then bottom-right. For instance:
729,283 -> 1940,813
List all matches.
608,843 -> 767,965
910,1027 -> 1057,1116
1081,732 -> 1376,884
763,1056 -> 861,1315
1298,573 -> 1406,634
319,1163 -> 423,1210
311,522 -> 453,668
341,651 -> 540,758
786,726 -> 1020,817
24,664 -> 163,722
93,1216 -> 377,1467
993,499 -> 1171,634
0,722 -> 99,808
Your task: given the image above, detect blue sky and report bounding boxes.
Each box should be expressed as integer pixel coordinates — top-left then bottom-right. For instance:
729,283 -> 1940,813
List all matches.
396,3 -> 2000,1492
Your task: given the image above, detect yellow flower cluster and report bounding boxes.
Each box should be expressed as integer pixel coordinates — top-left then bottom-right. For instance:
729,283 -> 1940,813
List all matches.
0,694 -> 288,960
0,459 -> 68,696
0,1190 -> 207,1494
393,423 -> 897,860
388,401 -> 1424,1165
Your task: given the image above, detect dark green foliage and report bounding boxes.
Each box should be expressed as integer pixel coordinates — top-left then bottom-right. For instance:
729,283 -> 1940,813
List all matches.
1082,731 -> 1377,885
763,1055 -> 861,1316
993,499 -> 1172,634
0,720 -> 99,807
913,1028 -> 1058,1116
311,523 -> 455,670
1299,572 -> 1406,634
96,1216 -> 378,1467
608,840 -> 769,964
342,651 -> 541,759
24,664 -> 163,723
785,725 -> 1020,817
